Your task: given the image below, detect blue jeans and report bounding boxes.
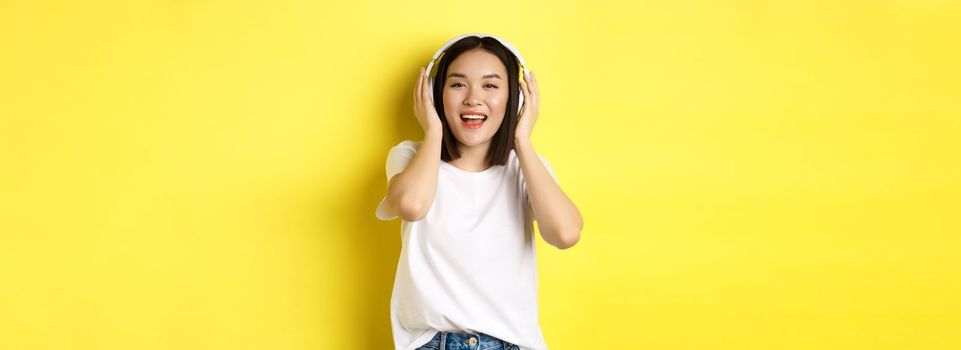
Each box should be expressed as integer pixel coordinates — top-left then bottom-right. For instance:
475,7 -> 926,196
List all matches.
415,331 -> 520,350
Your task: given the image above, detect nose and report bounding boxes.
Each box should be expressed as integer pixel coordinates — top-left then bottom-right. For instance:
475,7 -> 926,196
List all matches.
463,87 -> 483,106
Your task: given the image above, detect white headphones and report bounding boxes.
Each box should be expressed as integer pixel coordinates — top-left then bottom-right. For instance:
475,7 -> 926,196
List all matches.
425,33 -> 529,112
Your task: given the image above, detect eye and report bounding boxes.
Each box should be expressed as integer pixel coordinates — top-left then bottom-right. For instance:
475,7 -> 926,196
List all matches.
485,84 -> 498,88
449,83 -> 464,88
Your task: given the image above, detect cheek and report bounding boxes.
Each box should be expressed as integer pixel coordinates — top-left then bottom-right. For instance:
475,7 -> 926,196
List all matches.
442,90 -> 460,121
486,99 -> 509,127
489,93 -> 508,114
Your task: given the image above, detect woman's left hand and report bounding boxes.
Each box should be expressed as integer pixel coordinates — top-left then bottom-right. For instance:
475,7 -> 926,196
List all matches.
515,71 -> 539,142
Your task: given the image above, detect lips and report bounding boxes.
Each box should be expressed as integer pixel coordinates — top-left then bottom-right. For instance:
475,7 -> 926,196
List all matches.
459,113 -> 487,130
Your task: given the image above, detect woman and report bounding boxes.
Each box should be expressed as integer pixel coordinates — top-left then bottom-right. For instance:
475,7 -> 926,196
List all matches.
375,34 -> 583,350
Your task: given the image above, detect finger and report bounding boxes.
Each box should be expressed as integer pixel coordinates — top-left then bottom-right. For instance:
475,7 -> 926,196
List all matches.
527,73 -> 535,108
421,68 -> 432,104
520,72 -> 531,99
415,67 -> 424,106
425,69 -> 435,104
530,71 -> 538,102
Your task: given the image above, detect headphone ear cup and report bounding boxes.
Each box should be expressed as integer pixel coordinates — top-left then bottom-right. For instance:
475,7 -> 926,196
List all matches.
517,91 -> 524,114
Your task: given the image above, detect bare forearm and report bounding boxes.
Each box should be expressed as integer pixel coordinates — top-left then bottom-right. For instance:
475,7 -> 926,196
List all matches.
386,129 -> 443,221
515,138 -> 583,249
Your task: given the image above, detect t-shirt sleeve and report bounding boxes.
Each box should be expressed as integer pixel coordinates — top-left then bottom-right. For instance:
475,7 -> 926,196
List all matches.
522,153 -> 557,191
375,141 -> 418,221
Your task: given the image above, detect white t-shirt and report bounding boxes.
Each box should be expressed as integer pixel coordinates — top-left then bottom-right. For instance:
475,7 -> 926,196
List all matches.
375,140 -> 556,350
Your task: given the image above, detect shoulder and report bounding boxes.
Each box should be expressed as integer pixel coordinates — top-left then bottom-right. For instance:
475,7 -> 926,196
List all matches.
511,149 -> 556,182
386,139 -> 420,157
508,148 -> 550,166
384,140 -> 422,179
391,139 -> 421,152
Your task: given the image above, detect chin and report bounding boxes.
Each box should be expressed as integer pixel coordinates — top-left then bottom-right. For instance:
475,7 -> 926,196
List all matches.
454,133 -> 494,148
449,122 -> 501,148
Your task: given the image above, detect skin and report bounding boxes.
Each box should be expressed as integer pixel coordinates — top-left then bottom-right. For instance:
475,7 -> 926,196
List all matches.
440,49 -> 508,172
385,48 -> 583,249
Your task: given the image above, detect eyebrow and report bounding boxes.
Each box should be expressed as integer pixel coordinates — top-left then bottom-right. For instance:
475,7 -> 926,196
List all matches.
447,72 -> 503,80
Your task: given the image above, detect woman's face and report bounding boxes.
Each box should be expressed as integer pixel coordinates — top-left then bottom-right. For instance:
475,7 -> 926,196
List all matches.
442,49 -> 509,149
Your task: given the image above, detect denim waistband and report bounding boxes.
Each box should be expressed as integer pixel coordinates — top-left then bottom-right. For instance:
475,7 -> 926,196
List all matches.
424,330 -> 519,350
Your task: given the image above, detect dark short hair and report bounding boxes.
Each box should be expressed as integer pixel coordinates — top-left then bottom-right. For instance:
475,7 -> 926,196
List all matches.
431,36 -> 522,166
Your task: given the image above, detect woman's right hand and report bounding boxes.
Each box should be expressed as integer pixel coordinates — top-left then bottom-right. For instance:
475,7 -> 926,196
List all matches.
414,66 -> 443,135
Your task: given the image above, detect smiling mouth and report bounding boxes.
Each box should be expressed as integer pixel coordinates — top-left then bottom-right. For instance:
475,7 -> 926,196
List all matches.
460,114 -> 487,129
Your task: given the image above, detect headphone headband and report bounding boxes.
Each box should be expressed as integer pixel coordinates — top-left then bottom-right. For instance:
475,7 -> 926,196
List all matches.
426,33 -> 529,78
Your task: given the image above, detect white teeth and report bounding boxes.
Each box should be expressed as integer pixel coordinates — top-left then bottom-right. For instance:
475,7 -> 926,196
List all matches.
461,114 -> 486,120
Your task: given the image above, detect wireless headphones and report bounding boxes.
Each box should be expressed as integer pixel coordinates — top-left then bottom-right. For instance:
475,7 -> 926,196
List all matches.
425,33 -> 529,112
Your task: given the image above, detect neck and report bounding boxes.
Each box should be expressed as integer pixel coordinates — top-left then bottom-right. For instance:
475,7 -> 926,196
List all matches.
449,141 -> 491,172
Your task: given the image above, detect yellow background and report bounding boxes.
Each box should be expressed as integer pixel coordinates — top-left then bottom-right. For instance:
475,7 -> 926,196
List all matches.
1,1 -> 959,349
